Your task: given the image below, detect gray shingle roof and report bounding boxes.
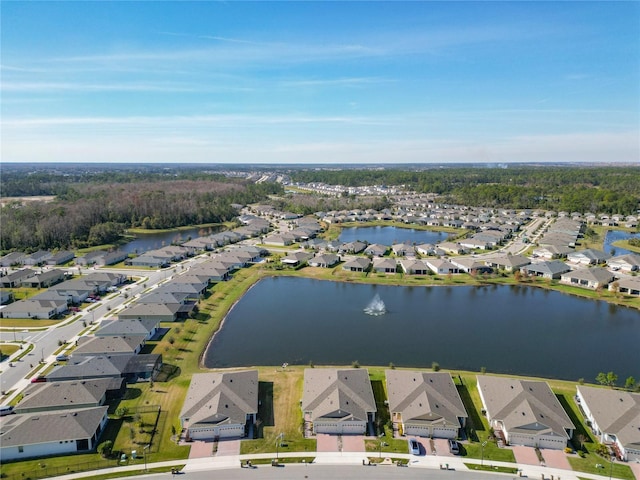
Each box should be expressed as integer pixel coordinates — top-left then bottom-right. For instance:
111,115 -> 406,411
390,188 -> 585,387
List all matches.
15,379 -> 111,413
180,370 -> 258,428
302,368 -> 376,423
0,407 -> 108,447
386,370 -> 467,428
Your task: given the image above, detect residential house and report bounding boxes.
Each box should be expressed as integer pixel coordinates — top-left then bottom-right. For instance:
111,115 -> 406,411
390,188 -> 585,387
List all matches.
0,252 -> 25,267
0,290 -> 13,305
611,276 -> 640,297
372,257 -> 398,274
308,253 -> 340,268
391,242 -> 414,257
607,253 -> 640,273
521,261 -> 571,280
342,257 -> 371,272
301,368 -> 376,435
449,258 -> 493,275
339,241 -> 368,255
425,258 -> 460,275
47,354 -> 162,383
436,242 -> 468,255
399,259 -> 429,275
386,370 -> 467,439
0,407 -> 109,461
560,267 -> 614,290
46,251 -> 75,266
0,268 -> 35,288
14,378 -> 114,414
179,370 -> 258,440
20,269 -> 66,288
0,298 -> 67,319
576,385 -> 640,461
95,318 -> 159,341
72,335 -> 146,357
477,376 -> 574,450
483,254 -> 530,272
127,254 -> 170,268
532,245 -> 574,260
262,233 -> 295,246
117,302 -> 181,322
22,250 -> 53,266
364,244 -> 389,257
567,249 -> 611,265
281,251 -> 314,267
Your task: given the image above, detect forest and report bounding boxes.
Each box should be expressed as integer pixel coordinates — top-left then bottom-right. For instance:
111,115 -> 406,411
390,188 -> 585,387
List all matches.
290,166 -> 640,214
0,174 -> 282,251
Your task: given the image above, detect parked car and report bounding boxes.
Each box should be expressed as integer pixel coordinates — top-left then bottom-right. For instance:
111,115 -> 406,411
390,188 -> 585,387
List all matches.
0,405 -> 14,416
408,438 -> 420,455
30,376 -> 46,383
448,439 -> 460,455
55,354 -> 69,361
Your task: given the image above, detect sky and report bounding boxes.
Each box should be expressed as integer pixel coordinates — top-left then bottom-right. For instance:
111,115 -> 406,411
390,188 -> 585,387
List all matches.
1,1 -> 639,165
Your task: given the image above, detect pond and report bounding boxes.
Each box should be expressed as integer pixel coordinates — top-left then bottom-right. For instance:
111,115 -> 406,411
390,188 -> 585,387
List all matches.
603,229 -> 640,256
338,226 -> 450,245
120,226 -> 222,254
204,277 -> 640,382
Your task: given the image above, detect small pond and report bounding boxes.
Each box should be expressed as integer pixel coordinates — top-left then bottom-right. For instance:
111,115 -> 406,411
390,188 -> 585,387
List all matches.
120,226 -> 222,254
603,229 -> 640,256
204,277 -> 639,382
338,226 -> 450,245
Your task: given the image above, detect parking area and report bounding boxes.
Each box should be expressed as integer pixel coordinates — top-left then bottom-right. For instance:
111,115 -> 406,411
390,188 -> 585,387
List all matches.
215,438 -> 241,456
316,433 -> 339,452
341,435 -> 365,452
540,448 -> 571,470
512,445 -> 540,466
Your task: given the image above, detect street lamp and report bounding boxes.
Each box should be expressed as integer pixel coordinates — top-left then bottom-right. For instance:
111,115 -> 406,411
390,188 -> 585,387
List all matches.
143,444 -> 150,472
481,440 -> 487,466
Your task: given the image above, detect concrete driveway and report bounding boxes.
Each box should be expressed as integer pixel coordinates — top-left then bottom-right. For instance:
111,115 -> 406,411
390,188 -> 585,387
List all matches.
434,438 -> 454,457
216,438 -> 241,456
629,461 -> 640,480
511,445 -> 540,466
540,448 -> 570,470
341,435 -> 365,452
188,440 -> 213,459
317,433 -> 339,452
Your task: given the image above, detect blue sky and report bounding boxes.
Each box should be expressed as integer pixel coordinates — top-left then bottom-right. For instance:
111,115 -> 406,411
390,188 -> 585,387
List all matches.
2,1 -> 639,164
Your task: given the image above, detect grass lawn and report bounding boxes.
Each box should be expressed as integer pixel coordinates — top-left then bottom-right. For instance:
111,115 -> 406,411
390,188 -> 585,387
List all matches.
1,343 -> 20,359
612,239 -> 640,253
0,318 -> 63,328
568,456 -> 634,480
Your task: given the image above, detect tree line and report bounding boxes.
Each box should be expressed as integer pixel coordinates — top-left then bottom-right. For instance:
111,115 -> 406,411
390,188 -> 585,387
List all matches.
1,177 -> 282,251
290,166 -> 640,215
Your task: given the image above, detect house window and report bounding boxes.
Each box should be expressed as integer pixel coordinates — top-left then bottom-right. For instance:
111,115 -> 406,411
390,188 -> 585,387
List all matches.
18,446 -> 24,453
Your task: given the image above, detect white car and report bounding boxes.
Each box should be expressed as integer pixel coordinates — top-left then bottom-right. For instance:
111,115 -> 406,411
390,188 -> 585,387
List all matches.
408,438 -> 420,455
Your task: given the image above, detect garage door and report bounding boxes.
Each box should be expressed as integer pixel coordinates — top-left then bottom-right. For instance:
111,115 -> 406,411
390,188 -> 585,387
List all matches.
433,427 -> 456,439
340,422 -> 365,434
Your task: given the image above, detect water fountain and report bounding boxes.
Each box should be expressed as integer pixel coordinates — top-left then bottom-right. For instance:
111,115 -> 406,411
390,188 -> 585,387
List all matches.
364,294 -> 386,316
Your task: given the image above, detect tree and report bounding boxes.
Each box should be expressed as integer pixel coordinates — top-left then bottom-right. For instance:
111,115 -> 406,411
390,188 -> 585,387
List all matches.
98,440 -> 113,458
432,361 -> 441,372
596,371 -> 618,387
625,376 -> 636,390
116,406 -> 129,418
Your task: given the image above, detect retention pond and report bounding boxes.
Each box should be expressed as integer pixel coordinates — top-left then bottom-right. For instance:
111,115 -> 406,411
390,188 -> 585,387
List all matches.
204,277 -> 639,381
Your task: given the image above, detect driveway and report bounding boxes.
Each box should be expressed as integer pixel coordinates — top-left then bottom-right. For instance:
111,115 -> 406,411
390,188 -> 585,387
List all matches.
317,433 -> 339,452
215,438 -> 241,456
629,461 -> 640,480
188,440 -> 213,459
341,435 -> 365,452
511,445 -> 540,466
540,448 -> 571,470
433,438 -> 454,457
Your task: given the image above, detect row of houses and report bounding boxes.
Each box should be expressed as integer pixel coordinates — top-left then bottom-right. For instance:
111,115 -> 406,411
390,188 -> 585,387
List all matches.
1,272 -> 125,319
0,250 -> 75,267
177,367 -> 639,461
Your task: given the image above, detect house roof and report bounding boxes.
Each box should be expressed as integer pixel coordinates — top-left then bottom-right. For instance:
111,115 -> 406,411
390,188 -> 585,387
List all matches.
342,257 -> 372,269
180,370 -> 258,428
577,385 -> 640,451
477,376 -> 574,439
301,368 -> 376,423
386,370 -> 467,428
15,379 -> 112,413
73,335 -> 145,356
525,261 -> 571,275
561,267 -> 614,284
47,355 -> 130,380
484,254 -> 530,269
95,318 -> 158,337
567,249 -> 611,262
0,407 -> 108,447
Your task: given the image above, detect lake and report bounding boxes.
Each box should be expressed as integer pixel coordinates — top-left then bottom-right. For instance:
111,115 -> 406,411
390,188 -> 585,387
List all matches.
204,277 -> 640,382
338,226 -> 450,245
603,229 -> 640,256
120,226 -> 222,254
